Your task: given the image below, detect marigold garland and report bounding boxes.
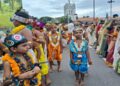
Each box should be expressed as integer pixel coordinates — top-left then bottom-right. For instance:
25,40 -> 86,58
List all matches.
48,31 -> 60,47
10,25 -> 26,34
2,54 -> 42,86
2,54 -> 21,77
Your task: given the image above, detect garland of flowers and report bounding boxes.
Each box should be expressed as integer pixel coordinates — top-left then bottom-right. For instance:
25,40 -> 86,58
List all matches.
2,54 -> 41,86
2,54 -> 21,77
10,25 -> 26,34
14,54 -> 34,72
14,54 -> 38,85
49,31 -> 60,47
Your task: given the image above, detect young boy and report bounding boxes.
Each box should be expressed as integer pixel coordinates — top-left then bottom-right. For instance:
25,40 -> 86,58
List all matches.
69,28 -> 92,86
2,34 -> 41,86
33,22 -> 51,86
47,24 -> 63,72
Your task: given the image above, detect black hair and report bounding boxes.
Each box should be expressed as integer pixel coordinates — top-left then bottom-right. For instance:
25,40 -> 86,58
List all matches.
13,39 -> 27,48
15,8 -> 29,19
15,8 -> 29,25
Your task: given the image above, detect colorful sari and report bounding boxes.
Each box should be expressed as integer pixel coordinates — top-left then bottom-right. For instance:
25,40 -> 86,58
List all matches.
106,44 -> 115,66
106,31 -> 118,66
96,20 -> 112,55
113,31 -> 120,69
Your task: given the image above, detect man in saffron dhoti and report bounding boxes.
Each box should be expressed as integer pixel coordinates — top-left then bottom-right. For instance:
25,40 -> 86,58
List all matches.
47,24 -> 63,72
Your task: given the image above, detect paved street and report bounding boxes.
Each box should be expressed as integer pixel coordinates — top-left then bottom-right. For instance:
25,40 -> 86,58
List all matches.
50,47 -> 120,86
0,47 -> 120,86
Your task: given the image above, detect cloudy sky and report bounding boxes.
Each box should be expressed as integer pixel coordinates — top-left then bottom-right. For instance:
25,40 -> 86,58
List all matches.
22,0 -> 120,18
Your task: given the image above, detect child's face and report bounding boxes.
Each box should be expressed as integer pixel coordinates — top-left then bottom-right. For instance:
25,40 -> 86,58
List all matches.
74,30 -> 83,38
14,42 -> 30,54
13,20 -> 20,27
51,25 -> 57,32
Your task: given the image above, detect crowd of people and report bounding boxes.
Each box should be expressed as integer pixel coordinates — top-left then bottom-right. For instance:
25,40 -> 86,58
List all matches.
0,8 -> 120,86
95,19 -> 120,71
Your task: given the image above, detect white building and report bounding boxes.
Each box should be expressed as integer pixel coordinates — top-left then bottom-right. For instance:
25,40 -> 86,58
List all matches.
64,3 -> 76,21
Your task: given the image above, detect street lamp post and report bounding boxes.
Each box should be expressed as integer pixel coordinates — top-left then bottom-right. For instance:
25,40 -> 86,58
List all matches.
93,0 -> 95,20
108,0 -> 115,18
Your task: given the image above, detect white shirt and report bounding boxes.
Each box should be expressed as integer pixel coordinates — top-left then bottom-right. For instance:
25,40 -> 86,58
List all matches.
68,23 -> 75,33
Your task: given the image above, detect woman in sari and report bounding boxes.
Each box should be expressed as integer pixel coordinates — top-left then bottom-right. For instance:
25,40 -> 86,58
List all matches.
113,26 -> 120,70
96,20 -> 112,56
105,26 -> 119,68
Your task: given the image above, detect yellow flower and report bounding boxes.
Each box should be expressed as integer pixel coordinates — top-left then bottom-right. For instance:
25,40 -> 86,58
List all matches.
11,25 -> 26,34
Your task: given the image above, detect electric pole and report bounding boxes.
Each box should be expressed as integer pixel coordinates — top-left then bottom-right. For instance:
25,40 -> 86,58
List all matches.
108,0 -> 115,18
93,0 -> 95,20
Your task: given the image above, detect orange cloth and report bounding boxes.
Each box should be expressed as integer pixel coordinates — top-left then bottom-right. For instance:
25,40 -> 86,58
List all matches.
2,54 -> 41,86
47,31 -> 62,61
112,31 -> 118,37
48,43 -> 62,61
2,54 -> 21,77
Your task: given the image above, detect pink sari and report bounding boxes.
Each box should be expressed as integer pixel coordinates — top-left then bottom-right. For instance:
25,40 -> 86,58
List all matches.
106,43 -> 115,64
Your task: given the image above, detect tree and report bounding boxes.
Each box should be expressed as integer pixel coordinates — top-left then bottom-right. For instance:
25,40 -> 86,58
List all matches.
0,0 -> 2,11
16,0 -> 22,8
59,16 -> 72,23
0,0 -> 22,27
4,0 -> 9,3
4,0 -> 15,10
40,16 -> 54,23
9,0 -> 14,10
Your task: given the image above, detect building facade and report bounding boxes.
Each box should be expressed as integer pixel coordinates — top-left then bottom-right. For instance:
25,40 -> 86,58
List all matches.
64,3 -> 76,21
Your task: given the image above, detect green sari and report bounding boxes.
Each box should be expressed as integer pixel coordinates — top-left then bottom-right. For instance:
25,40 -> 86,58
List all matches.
96,20 -> 112,55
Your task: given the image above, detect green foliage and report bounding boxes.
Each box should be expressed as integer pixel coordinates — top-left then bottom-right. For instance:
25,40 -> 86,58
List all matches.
0,12 -> 14,28
0,0 -> 21,28
59,16 -> 71,23
40,16 -> 54,23
3,0 -> 9,3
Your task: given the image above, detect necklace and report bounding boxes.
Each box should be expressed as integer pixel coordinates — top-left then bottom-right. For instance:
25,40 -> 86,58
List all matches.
49,31 -> 60,47
74,40 -> 82,51
10,25 -> 25,34
13,54 -> 38,85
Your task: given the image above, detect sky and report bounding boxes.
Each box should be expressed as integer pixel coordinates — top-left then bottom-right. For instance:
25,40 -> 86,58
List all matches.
22,0 -> 120,18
